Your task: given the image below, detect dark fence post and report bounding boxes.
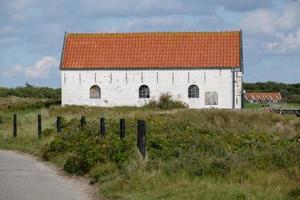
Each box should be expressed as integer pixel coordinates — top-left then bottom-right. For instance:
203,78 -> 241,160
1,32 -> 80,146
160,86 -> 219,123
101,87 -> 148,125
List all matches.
100,117 -> 105,137
80,116 -> 86,128
56,116 -> 61,133
13,114 -> 17,137
120,119 -> 125,139
38,114 -> 42,138
137,120 -> 146,159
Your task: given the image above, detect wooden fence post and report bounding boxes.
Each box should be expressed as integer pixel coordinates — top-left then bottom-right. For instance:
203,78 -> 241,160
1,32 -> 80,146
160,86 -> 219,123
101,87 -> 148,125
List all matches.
137,120 -> 146,159
13,114 -> 17,137
37,114 -> 42,138
80,116 -> 86,128
56,116 -> 61,133
120,119 -> 125,139
100,117 -> 105,137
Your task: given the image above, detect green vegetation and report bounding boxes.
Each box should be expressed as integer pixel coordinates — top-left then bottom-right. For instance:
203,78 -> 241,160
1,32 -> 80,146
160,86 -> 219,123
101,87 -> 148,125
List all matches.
145,93 -> 188,109
0,96 -> 60,113
244,81 -> 300,103
0,83 -> 61,100
243,102 -> 300,110
0,83 -> 60,113
244,102 -> 268,109
1,105 -> 300,200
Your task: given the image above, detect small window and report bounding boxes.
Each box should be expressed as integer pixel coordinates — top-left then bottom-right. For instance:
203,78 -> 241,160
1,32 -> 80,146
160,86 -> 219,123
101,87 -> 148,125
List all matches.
188,85 -> 199,98
90,85 -> 101,99
139,85 -> 150,98
205,91 -> 218,105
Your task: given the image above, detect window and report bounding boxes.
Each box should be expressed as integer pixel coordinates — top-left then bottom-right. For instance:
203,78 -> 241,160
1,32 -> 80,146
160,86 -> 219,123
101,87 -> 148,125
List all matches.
188,85 -> 199,98
139,85 -> 150,98
90,85 -> 101,99
205,91 -> 218,105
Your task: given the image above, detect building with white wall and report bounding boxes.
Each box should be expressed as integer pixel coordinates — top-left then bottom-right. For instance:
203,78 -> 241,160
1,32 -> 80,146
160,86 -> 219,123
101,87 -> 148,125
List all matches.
60,31 -> 243,109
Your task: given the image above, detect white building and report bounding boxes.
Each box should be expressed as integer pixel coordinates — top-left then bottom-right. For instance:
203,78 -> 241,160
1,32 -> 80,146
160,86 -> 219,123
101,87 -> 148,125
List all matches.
60,31 -> 243,109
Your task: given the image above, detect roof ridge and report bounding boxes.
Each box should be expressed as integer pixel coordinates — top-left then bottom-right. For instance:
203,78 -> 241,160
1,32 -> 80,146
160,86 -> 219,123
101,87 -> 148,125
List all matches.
67,30 -> 241,36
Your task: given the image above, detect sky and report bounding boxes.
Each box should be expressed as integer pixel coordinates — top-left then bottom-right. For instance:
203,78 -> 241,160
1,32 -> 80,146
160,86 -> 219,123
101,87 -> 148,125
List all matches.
0,0 -> 299,88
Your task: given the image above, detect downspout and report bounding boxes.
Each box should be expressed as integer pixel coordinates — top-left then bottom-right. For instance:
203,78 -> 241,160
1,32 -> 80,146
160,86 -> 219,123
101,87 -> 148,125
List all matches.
240,30 -> 244,108
232,69 -> 235,109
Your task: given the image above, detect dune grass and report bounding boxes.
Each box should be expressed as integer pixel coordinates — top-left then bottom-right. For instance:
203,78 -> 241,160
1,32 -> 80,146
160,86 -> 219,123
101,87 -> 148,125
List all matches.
1,105 -> 300,200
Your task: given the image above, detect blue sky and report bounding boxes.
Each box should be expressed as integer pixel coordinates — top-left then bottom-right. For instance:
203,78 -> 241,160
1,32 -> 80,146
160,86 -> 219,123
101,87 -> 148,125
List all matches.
0,0 -> 299,88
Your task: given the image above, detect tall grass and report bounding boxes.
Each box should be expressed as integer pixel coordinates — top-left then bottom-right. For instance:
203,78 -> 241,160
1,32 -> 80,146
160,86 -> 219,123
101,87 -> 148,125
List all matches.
1,106 -> 300,200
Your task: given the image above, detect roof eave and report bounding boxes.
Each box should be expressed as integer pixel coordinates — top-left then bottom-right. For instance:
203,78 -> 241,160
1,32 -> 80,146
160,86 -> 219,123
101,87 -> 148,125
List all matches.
60,66 -> 241,70
59,32 -> 67,70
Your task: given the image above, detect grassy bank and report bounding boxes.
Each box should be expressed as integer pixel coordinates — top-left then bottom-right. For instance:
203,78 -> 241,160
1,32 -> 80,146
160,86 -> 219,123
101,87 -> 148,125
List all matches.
244,102 -> 300,109
1,106 -> 300,199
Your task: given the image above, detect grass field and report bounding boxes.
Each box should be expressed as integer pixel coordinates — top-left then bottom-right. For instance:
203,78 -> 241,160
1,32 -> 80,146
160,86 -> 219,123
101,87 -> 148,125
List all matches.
1,102 -> 300,200
244,102 -> 300,109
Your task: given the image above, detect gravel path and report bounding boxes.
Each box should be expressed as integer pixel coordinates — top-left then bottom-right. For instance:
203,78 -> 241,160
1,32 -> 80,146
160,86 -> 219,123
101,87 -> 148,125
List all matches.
0,150 -> 93,200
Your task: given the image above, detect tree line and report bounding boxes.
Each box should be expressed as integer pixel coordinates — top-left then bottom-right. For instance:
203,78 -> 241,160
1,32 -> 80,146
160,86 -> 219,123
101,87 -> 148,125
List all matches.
0,83 -> 61,100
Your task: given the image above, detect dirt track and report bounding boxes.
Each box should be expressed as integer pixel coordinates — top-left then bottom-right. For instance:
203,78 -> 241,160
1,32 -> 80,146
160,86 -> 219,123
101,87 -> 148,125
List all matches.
0,150 -> 93,200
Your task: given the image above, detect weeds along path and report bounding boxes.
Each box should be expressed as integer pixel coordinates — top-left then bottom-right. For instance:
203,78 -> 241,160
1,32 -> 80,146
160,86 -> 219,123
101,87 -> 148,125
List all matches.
0,150 -> 94,200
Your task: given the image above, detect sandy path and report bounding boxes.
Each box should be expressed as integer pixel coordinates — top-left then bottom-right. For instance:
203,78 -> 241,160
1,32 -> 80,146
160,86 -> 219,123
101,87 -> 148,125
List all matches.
0,150 -> 95,200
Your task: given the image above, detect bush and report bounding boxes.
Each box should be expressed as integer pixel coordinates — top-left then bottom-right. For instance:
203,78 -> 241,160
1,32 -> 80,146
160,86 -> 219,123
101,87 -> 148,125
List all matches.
288,188 -> 300,199
64,154 -> 90,175
42,128 -> 56,137
42,109 -> 300,181
145,93 -> 188,110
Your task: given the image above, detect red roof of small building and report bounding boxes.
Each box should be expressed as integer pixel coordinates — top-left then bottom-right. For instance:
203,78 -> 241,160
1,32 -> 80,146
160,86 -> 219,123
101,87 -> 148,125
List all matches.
60,31 -> 242,69
245,92 -> 282,102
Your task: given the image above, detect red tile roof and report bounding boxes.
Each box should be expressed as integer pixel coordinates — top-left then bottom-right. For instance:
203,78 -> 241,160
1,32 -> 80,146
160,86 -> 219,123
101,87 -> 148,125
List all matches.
60,31 -> 242,69
245,92 -> 282,102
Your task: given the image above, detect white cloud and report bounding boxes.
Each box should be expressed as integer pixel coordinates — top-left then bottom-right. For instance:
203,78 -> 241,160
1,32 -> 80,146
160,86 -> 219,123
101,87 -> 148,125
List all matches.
241,0 -> 300,35
7,0 -> 37,21
79,0 -> 211,17
5,56 -> 58,79
8,0 -> 35,11
220,0 -> 273,12
240,0 -> 300,56
77,0 -> 274,18
265,28 -> 300,54
25,56 -> 58,79
100,16 -> 186,32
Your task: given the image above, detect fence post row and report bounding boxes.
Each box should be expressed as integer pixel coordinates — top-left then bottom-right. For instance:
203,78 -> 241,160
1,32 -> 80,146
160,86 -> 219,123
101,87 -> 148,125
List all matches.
38,114 -> 42,138
80,116 -> 86,128
56,116 -> 62,133
120,118 -> 125,139
13,114 -> 17,137
137,120 -> 146,159
100,117 -> 105,137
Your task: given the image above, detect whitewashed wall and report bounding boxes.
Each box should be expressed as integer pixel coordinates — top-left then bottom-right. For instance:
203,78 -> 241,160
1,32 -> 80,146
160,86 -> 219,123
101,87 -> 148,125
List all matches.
61,69 -> 242,109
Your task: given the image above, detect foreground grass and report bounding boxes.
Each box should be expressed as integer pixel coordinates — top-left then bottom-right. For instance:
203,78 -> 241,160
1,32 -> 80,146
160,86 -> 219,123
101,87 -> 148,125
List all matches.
1,106 -> 300,200
101,170 -> 299,200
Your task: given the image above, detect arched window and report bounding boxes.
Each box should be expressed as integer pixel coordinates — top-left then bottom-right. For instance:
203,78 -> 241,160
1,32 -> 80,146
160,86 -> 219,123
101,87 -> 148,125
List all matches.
139,85 -> 150,98
188,85 -> 199,98
90,85 -> 101,99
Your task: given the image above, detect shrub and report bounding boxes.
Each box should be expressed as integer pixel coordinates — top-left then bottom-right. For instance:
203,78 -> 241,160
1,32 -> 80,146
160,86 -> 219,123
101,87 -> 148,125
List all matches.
64,154 -> 90,175
145,93 -> 188,110
42,128 -> 55,137
288,188 -> 300,199
42,110 -> 300,180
